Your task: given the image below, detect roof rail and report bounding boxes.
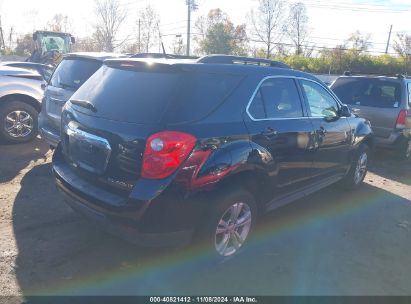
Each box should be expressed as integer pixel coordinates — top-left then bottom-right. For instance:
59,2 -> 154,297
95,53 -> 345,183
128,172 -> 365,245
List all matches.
131,53 -> 199,60
197,55 -> 289,69
342,71 -> 409,79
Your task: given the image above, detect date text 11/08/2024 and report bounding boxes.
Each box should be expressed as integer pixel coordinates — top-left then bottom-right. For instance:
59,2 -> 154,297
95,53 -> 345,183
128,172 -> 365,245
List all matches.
149,297 -> 258,303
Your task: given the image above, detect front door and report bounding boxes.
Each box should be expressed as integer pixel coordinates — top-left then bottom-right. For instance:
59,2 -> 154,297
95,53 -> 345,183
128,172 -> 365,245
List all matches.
299,79 -> 352,179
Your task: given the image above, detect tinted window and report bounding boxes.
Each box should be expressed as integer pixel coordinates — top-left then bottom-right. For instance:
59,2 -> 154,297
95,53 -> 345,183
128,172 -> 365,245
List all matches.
248,78 -> 303,119
301,80 -> 339,118
332,78 -> 402,108
50,58 -> 102,91
71,66 -> 243,124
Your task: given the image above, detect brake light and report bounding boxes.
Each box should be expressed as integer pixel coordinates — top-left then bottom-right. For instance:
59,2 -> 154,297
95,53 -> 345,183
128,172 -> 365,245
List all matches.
396,110 -> 408,129
142,131 -> 197,179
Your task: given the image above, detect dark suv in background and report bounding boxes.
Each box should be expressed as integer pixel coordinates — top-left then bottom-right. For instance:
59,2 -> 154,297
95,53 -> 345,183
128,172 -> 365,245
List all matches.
53,55 -> 373,257
39,52 -> 124,147
331,74 -> 411,159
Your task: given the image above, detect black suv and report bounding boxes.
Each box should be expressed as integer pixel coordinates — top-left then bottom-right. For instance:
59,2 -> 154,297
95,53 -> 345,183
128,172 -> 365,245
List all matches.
53,55 -> 373,257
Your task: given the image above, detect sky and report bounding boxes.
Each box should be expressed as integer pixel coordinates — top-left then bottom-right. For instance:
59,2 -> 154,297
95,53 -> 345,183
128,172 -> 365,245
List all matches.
0,0 -> 411,55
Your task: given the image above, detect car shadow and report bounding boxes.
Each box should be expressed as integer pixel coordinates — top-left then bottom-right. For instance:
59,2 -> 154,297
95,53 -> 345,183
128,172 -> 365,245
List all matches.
12,163 -> 411,296
0,136 -> 50,183
369,150 -> 411,186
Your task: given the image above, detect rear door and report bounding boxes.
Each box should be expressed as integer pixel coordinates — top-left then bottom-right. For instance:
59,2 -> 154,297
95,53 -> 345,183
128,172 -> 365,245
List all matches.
300,79 -> 352,179
244,76 -> 315,190
332,78 -> 403,139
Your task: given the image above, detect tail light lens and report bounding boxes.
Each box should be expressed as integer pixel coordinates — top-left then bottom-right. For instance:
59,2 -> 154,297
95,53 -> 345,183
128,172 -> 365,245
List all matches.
142,131 -> 197,179
396,110 -> 408,129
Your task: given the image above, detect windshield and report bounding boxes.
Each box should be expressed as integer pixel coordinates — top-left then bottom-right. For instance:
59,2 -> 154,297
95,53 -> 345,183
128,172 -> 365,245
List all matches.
70,65 -> 243,124
50,58 -> 102,91
38,33 -> 71,54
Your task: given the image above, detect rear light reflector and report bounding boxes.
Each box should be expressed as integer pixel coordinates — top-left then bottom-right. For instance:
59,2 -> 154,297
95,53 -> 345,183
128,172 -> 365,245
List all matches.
396,110 -> 408,129
142,131 -> 197,179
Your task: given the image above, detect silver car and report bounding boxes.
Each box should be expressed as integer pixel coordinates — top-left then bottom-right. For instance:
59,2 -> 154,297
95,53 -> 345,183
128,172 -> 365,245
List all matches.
39,52 -> 124,147
331,75 -> 411,159
0,66 -> 45,143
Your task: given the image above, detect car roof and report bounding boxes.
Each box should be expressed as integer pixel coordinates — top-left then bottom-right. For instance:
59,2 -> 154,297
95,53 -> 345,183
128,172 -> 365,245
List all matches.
64,52 -> 127,61
1,61 -> 52,68
0,66 -> 41,77
335,75 -> 404,82
103,57 -> 321,82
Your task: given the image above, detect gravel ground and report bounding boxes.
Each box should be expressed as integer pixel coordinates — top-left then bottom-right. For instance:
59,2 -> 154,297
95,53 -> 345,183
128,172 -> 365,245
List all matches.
0,137 -> 410,298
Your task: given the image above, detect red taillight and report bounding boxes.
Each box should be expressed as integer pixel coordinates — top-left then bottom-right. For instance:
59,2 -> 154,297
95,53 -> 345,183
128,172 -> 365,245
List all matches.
396,110 -> 408,129
141,131 -> 197,179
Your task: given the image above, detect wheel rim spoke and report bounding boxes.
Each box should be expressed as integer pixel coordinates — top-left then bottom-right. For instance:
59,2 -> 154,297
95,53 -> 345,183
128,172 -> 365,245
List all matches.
231,231 -> 243,249
235,211 -> 251,228
230,203 -> 243,222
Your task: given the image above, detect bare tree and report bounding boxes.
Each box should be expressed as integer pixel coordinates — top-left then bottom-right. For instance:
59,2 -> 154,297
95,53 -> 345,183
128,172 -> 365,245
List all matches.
346,30 -> 372,54
285,2 -> 309,55
93,0 -> 127,52
394,33 -> 411,59
171,36 -> 185,55
139,5 -> 160,53
249,0 -> 286,58
47,14 -> 72,33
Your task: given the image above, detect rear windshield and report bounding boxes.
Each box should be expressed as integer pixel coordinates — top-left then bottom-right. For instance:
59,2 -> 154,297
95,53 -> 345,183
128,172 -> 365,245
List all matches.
71,65 -> 243,124
332,78 -> 402,108
50,58 -> 102,91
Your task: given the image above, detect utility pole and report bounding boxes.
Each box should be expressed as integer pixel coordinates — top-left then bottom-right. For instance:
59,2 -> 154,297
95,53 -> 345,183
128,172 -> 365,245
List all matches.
385,25 -> 393,54
0,16 -> 5,51
138,18 -> 141,53
186,0 -> 198,56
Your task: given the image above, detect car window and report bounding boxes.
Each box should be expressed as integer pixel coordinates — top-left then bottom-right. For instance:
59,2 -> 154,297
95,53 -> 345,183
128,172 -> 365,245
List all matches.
301,80 -> 339,118
72,66 -> 243,124
332,78 -> 402,109
248,78 -> 303,119
50,58 -> 102,91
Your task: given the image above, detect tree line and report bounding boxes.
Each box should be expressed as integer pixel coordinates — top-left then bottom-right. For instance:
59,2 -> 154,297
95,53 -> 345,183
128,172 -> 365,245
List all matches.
3,0 -> 411,75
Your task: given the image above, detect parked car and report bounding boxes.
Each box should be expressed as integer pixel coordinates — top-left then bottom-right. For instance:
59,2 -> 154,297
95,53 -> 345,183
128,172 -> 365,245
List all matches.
52,55 -> 373,257
39,52 -> 125,148
0,66 -> 45,143
1,61 -> 54,82
331,74 -> 411,159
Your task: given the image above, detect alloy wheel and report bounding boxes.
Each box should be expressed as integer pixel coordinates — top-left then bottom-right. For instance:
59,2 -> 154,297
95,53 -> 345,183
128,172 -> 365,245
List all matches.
214,202 -> 252,257
4,110 -> 34,138
354,151 -> 368,185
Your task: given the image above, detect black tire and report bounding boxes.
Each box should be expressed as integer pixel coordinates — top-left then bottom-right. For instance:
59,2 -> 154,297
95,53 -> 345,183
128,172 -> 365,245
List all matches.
197,188 -> 258,259
0,100 -> 38,144
341,143 -> 370,190
397,139 -> 411,160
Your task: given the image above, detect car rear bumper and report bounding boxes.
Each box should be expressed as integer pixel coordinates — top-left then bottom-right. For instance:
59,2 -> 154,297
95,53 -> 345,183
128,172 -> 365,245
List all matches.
374,130 -> 410,149
38,112 -> 60,147
59,186 -> 193,247
52,147 -> 198,247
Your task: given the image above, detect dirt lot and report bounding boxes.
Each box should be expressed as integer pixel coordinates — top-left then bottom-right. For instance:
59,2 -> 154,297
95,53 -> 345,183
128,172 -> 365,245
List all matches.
0,137 -> 411,298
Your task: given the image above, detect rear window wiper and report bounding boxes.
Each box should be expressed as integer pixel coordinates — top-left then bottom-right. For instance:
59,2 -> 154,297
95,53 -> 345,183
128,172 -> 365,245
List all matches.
58,81 -> 78,90
70,99 -> 97,112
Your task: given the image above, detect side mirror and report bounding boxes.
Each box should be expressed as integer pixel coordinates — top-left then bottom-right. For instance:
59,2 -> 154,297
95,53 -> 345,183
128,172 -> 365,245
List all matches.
339,104 -> 351,117
41,83 -> 47,90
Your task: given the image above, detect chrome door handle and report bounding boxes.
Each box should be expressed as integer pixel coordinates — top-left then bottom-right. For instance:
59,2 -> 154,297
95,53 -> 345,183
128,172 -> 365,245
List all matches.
261,127 -> 278,137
